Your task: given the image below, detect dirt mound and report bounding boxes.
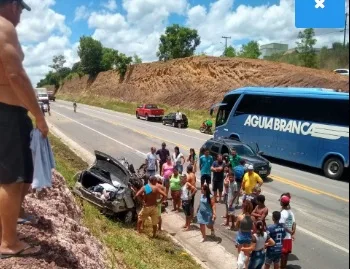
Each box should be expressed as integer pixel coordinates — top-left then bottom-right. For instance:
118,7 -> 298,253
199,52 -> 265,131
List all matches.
0,172 -> 108,269
58,56 -> 349,110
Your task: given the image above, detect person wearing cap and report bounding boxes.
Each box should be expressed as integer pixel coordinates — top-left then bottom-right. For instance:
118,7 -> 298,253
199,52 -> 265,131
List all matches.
279,195 -> 296,269
241,164 -> 263,196
0,0 -> 46,258
156,142 -> 170,175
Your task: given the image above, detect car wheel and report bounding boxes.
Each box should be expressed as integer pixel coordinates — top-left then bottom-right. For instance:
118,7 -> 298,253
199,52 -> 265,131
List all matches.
145,114 -> 149,121
162,120 -> 166,125
323,157 -> 344,180
123,210 -> 134,224
136,113 -> 140,119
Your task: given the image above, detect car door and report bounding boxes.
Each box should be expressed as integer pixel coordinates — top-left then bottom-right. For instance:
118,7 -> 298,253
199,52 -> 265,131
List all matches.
166,113 -> 174,124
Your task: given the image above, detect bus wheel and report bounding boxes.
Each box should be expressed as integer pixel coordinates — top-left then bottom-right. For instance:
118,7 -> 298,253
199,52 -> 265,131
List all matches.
323,157 -> 344,180
229,135 -> 240,141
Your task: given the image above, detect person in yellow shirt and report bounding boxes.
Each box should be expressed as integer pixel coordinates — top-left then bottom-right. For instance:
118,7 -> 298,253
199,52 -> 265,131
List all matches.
242,165 -> 263,195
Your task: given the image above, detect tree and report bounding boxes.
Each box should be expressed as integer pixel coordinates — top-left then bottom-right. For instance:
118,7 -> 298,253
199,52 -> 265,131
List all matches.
115,53 -> 132,79
71,62 -> 81,73
58,67 -> 72,80
49,55 -> 66,72
223,46 -> 236,57
296,28 -> 317,68
37,71 -> 60,88
78,36 -> 103,76
239,41 -> 261,59
157,24 -> 201,61
101,48 -> 119,71
133,54 -> 142,64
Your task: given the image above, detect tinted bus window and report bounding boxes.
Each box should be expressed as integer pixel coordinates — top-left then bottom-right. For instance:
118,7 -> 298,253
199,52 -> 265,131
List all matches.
216,94 -> 241,127
236,94 -> 349,126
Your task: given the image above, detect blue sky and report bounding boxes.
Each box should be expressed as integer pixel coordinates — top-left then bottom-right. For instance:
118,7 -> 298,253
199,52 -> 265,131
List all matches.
18,0 -> 348,84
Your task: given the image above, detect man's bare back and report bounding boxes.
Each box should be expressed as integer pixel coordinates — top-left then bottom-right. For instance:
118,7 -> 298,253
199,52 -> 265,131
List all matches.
143,184 -> 166,207
0,14 -> 48,136
187,172 -> 196,187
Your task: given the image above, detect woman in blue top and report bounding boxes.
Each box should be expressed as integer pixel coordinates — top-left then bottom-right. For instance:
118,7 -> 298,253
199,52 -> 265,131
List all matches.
196,184 -> 216,242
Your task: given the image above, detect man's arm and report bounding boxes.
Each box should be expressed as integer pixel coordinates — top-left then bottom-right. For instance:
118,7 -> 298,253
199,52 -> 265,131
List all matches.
157,186 -> 168,202
0,25 -> 48,136
135,187 -> 145,198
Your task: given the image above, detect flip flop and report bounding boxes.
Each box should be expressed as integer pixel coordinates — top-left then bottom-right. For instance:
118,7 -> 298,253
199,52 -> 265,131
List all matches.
0,245 -> 41,259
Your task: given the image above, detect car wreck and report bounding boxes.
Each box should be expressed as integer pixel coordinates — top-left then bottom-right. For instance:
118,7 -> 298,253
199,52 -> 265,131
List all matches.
73,151 -> 145,224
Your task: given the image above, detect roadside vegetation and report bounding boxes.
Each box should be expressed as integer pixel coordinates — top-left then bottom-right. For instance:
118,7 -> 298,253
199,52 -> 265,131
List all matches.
56,93 -> 215,130
49,133 -> 201,269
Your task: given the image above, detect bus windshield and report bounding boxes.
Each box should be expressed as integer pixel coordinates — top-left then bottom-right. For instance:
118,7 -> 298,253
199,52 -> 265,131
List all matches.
216,94 -> 240,127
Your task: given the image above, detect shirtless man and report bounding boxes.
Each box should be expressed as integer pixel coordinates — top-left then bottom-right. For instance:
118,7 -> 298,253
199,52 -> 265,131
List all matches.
186,165 -> 197,217
0,0 -> 48,258
155,176 -> 166,231
135,176 -> 167,237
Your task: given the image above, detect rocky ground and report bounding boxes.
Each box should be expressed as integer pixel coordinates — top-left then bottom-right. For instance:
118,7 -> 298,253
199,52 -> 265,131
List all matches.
0,172 -> 108,269
58,56 -> 349,109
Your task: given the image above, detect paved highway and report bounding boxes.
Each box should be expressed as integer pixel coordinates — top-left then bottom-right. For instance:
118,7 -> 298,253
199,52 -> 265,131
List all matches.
49,100 -> 349,269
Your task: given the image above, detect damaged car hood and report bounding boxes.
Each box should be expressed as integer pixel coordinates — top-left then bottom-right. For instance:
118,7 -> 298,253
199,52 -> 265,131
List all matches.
91,151 -> 130,188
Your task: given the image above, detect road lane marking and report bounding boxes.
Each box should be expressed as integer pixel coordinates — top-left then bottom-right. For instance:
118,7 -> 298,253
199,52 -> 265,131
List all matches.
50,114 -> 350,255
54,102 -> 208,141
270,175 -> 349,202
53,107 -> 349,203
53,111 -> 147,158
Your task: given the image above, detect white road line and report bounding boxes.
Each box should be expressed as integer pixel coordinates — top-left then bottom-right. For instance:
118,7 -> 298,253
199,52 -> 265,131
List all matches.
55,101 -> 208,142
54,111 -> 147,158
297,226 -> 349,254
53,110 -> 350,254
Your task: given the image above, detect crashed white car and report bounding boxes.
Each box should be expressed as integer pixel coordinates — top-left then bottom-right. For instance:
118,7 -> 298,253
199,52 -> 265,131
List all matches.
73,151 -> 144,223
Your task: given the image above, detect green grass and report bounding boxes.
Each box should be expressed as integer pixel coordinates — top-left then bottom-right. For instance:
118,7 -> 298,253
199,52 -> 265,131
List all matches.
49,132 -> 201,269
57,93 -> 215,130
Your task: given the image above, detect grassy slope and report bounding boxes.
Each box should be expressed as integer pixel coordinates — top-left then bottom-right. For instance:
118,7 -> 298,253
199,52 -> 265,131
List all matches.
50,134 -> 201,269
57,93 -> 215,130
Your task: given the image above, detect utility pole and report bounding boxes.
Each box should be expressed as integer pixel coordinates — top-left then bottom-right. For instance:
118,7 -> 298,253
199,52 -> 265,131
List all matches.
222,36 -> 231,51
344,12 -> 348,47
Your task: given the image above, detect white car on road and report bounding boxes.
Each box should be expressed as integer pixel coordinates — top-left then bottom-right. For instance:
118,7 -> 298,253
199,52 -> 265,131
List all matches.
333,69 -> 349,76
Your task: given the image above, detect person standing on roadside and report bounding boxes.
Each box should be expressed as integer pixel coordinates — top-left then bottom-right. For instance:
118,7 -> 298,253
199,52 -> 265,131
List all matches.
186,165 -> 197,217
180,175 -> 197,231
187,148 -> 198,173
229,148 -> 241,169
199,148 -> 214,188
161,156 -> 173,199
234,159 -> 246,207
242,165 -> 263,195
0,0 -> 48,258
175,110 -> 182,127
145,147 -> 158,177
172,146 -> 185,174
211,154 -> 225,203
265,211 -> 286,269
279,195 -> 296,269
169,167 -> 182,212
135,176 -> 167,238
156,142 -> 169,175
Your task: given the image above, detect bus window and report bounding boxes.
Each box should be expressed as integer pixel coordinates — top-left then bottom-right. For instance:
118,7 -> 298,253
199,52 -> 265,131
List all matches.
235,94 -> 283,117
216,94 -> 241,127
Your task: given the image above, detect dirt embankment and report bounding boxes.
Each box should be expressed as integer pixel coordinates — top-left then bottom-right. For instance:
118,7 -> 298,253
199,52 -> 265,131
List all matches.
58,56 -> 349,110
0,172 -> 108,269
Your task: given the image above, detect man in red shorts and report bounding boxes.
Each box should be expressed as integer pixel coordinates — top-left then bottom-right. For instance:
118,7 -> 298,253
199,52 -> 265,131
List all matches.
279,195 -> 296,269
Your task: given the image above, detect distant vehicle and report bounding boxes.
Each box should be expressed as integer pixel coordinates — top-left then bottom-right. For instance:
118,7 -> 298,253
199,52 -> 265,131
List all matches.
199,121 -> 213,134
334,69 -> 349,76
200,138 -> 272,179
136,104 -> 164,121
48,90 -> 56,101
35,88 -> 49,104
211,87 -> 349,180
73,151 -> 145,224
162,112 -> 188,128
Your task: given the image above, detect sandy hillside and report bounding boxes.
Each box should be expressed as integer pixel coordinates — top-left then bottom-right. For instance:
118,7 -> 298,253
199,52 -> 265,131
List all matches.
58,56 -> 349,110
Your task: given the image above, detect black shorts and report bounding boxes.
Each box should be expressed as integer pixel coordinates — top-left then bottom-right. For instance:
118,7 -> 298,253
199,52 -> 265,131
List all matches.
201,174 -> 211,185
0,103 -> 33,184
212,180 -> 224,192
182,200 -> 192,217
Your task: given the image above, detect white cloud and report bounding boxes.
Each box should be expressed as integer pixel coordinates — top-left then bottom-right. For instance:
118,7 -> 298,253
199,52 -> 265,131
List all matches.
16,0 -> 75,85
102,0 -> 118,11
74,5 -> 90,22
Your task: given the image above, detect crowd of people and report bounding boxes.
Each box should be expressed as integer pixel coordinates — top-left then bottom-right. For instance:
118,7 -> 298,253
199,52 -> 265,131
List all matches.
137,142 -> 296,269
